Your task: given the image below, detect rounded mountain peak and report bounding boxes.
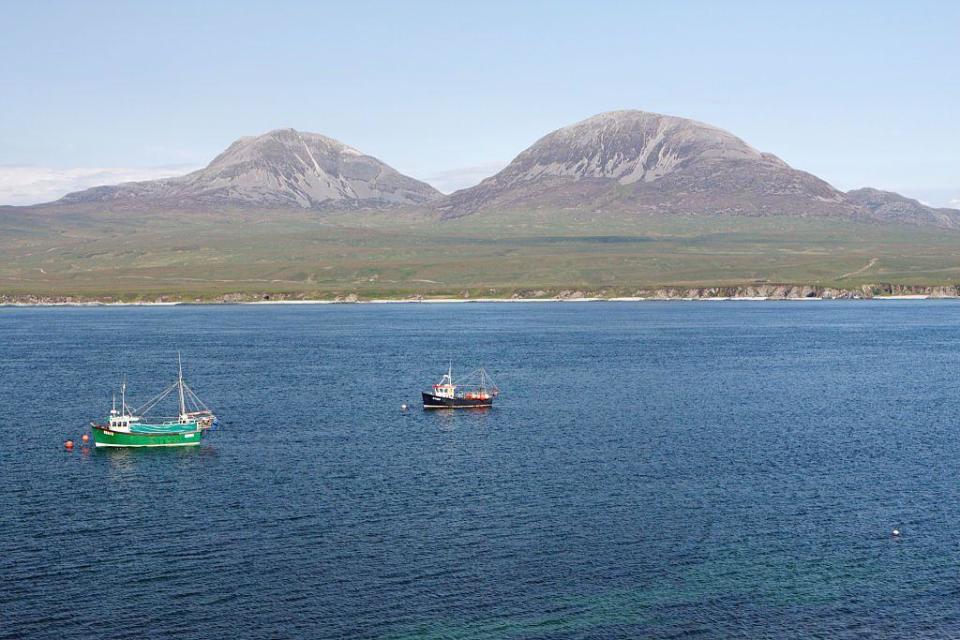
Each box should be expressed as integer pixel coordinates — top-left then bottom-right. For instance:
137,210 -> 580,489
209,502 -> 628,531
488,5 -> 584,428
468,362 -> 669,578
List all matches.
510,110 -> 765,185
59,127 -> 439,209
439,108 -> 836,218
208,128 -> 362,169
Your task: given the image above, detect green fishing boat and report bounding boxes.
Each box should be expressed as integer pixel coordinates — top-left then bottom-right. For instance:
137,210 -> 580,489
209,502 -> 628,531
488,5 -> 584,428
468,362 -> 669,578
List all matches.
91,355 -> 218,448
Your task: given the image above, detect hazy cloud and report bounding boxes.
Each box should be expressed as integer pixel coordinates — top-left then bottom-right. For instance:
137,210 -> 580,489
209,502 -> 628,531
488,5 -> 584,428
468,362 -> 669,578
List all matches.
422,161 -> 507,194
0,165 -> 197,206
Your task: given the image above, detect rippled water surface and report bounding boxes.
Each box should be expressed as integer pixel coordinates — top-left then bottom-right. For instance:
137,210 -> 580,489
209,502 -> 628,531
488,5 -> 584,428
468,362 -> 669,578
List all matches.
3,301 -> 960,639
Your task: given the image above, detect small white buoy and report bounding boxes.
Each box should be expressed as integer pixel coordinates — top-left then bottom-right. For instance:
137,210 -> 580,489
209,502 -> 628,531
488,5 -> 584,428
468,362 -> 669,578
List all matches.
401,404 -> 408,411
892,529 -> 901,537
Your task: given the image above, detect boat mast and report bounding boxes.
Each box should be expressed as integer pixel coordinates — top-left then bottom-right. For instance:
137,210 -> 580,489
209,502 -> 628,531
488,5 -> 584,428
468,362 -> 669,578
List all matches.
177,352 -> 187,418
121,377 -> 126,416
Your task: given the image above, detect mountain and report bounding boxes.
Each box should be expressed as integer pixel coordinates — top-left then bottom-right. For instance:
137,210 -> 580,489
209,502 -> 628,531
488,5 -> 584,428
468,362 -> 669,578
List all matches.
844,188 -> 960,228
15,113 -> 960,229
58,128 -> 440,210
438,110 -> 960,227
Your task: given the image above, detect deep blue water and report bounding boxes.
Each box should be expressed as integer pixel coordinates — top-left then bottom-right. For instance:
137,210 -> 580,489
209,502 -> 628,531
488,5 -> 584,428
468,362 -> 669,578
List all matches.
2,301 -> 960,639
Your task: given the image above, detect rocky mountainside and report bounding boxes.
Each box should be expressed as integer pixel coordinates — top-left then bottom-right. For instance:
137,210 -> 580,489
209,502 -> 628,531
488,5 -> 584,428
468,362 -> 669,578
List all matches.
15,113 -> 959,228
845,188 -> 960,228
58,129 -> 440,210
438,110 -> 960,227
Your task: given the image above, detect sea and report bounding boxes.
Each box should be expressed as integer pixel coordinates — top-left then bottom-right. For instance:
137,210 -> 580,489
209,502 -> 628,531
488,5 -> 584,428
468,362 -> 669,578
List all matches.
2,301 -> 960,639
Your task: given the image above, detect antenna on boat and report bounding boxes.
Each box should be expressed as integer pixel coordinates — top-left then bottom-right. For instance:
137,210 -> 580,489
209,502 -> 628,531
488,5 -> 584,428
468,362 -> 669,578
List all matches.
177,351 -> 187,418
121,376 -> 126,416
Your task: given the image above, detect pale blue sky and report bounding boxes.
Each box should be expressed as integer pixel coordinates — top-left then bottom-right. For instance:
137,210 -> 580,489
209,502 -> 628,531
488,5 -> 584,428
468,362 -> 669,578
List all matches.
1,0 -> 957,205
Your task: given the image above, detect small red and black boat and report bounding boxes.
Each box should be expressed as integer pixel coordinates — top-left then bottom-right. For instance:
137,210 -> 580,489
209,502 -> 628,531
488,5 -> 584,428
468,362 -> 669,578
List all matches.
422,366 -> 499,409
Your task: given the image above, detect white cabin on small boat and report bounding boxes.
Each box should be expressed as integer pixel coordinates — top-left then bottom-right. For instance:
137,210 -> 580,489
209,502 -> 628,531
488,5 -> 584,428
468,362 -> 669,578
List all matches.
108,409 -> 141,432
433,371 -> 457,398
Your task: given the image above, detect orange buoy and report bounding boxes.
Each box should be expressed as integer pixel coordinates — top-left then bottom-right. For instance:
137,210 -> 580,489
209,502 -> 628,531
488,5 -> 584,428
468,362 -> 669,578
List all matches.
64,440 -> 74,450
81,434 -> 90,443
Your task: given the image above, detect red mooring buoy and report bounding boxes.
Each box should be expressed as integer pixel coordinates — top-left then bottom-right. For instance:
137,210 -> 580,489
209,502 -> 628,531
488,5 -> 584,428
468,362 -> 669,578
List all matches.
64,440 -> 74,450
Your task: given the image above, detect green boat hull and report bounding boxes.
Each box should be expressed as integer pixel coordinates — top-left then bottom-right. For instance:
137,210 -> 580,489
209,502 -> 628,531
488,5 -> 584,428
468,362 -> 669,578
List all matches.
92,426 -> 205,448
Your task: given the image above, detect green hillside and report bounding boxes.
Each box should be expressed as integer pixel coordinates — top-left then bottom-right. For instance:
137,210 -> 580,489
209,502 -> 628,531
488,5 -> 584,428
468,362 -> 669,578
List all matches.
3,208 -> 960,300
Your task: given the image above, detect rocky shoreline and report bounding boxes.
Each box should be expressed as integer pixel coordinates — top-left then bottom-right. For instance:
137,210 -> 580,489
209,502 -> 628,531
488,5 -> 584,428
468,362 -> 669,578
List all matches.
2,283 -> 959,306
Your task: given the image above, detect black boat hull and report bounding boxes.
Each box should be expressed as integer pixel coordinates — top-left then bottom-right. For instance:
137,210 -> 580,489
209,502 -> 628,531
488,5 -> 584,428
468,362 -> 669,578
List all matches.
421,392 -> 494,409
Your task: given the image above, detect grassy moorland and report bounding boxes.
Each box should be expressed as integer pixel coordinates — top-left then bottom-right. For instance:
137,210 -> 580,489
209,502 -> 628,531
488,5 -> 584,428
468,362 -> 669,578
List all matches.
2,206 -> 960,300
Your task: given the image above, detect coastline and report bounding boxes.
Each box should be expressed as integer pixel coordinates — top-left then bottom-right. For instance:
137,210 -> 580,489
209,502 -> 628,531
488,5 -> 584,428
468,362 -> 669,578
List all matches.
4,283 -> 959,307
1,290 -> 956,307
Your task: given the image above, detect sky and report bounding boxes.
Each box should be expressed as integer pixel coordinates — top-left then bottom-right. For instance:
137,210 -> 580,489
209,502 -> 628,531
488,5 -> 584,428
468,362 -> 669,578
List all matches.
1,0 -> 957,206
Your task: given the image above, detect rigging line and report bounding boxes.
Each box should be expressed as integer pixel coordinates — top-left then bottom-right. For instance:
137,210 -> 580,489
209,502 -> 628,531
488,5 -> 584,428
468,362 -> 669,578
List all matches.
134,386 -> 173,415
456,368 -> 495,387
134,381 -> 180,415
184,395 -> 208,415
187,384 -> 208,410
140,380 -> 178,404
187,392 -> 204,413
456,367 -> 498,390
182,383 -> 210,411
